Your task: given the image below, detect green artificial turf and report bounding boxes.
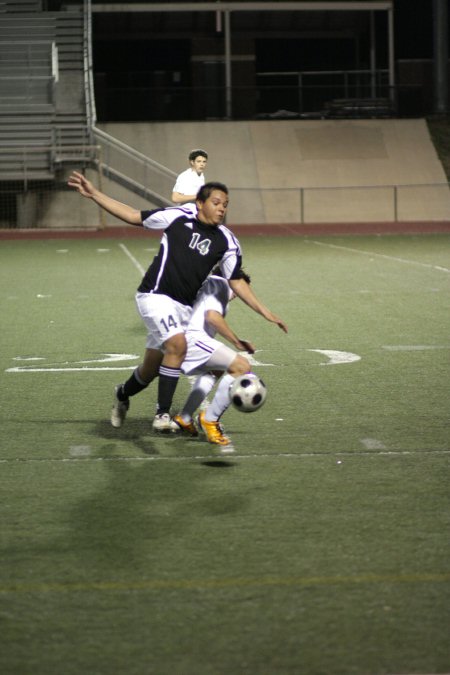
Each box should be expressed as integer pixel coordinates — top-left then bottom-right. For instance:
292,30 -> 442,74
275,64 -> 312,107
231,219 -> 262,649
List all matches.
0,234 -> 449,674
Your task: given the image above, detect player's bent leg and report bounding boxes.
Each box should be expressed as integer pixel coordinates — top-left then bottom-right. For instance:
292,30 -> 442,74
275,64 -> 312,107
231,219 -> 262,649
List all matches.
227,354 -> 251,377
181,372 -> 217,419
204,373 -> 234,421
204,355 -> 250,422
140,348 -> 163,382
154,333 -> 187,431
161,332 -> 187,366
197,353 -> 250,449
171,372 -> 218,436
136,293 -> 192,430
111,354 -> 161,428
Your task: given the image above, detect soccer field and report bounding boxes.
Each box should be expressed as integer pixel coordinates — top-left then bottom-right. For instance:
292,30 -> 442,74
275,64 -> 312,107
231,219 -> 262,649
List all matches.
1,232 -> 449,674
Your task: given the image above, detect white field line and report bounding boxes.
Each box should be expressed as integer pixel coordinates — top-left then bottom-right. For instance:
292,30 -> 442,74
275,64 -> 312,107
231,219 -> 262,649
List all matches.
1,449 -> 449,465
118,242 -> 145,275
5,345 -> 449,373
5,366 -> 136,372
309,240 -> 450,273
2,572 -> 450,595
382,344 -> 450,351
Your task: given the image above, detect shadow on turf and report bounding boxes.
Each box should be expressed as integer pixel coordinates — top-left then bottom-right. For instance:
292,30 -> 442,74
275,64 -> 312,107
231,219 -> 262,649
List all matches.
201,459 -> 235,468
94,418 -> 236,465
94,418 -> 161,455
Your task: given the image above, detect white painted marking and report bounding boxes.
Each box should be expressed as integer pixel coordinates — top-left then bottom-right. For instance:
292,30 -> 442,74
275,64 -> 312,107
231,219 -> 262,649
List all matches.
5,353 -> 139,373
13,357 -> 46,361
220,445 -> 235,454
6,353 -> 139,373
36,294 -> 51,298
0,449 -> 448,465
309,240 -> 450,273
56,249 -> 68,253
239,350 -> 275,366
6,366 -> 136,372
76,353 -> 139,364
361,438 -> 387,450
96,248 -> 110,253
309,349 -> 361,365
119,243 -> 145,275
69,445 -> 91,457
382,345 -> 450,351
5,349 -> 365,373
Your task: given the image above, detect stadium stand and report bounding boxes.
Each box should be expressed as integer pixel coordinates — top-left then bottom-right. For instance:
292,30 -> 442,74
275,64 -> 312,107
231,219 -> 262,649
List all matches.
0,1 -> 448,228
0,4 -> 91,182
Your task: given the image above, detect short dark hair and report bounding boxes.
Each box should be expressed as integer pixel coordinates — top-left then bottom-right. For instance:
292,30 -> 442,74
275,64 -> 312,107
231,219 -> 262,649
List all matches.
189,149 -> 208,162
196,181 -> 228,203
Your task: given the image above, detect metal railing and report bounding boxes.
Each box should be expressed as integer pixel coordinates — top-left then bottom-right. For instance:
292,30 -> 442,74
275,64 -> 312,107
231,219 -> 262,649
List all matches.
93,65 -> 399,122
83,0 -> 96,132
227,183 -> 450,224
1,147 -> 447,225
92,126 -> 176,208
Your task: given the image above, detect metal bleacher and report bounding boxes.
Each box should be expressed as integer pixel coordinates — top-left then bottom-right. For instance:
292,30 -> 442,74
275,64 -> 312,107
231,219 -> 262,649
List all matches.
0,0 -> 174,228
0,0 -> 92,185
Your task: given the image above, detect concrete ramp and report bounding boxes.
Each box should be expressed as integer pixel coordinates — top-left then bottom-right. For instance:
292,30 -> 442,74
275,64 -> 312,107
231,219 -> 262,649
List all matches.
98,119 -> 450,225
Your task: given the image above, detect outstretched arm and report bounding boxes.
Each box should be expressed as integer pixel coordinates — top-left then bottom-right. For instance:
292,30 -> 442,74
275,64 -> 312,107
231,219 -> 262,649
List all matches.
67,171 -> 143,226
205,310 -> 256,354
229,278 -> 288,333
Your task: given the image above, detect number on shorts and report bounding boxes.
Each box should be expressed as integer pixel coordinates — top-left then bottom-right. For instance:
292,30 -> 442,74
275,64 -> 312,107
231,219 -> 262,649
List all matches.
160,314 -> 178,333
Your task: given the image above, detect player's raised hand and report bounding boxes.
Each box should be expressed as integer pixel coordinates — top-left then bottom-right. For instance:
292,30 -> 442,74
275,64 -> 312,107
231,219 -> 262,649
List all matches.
67,171 -> 96,199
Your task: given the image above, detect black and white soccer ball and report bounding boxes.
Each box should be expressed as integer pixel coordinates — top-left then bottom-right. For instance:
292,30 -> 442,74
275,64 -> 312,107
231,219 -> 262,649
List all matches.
229,373 -> 267,413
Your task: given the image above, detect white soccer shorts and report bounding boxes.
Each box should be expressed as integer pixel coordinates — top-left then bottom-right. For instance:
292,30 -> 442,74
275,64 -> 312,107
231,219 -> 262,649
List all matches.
182,333 -> 237,376
135,292 -> 192,350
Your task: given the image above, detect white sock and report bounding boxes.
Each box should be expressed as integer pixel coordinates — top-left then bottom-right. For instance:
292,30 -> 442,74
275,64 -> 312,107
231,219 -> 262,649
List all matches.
205,373 -> 234,421
181,373 -> 217,420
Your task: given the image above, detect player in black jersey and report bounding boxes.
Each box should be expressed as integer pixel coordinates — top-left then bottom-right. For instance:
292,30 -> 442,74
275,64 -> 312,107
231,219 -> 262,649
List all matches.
68,171 -> 288,431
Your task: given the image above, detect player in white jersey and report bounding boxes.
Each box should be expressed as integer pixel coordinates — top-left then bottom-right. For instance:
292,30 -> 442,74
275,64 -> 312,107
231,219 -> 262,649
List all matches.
172,268 -> 255,449
68,173 -> 288,434
171,149 -> 208,207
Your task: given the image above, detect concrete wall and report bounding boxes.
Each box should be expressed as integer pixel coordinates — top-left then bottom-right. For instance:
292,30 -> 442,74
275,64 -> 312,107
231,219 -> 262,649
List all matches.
50,119 -> 450,227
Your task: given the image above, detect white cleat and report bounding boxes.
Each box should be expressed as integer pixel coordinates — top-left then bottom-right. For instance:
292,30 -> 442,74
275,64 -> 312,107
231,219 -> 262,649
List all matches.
111,385 -> 129,428
152,413 -> 174,433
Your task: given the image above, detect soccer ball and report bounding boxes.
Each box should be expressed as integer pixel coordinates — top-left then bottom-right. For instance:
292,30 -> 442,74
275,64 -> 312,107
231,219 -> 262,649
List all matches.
229,373 -> 267,413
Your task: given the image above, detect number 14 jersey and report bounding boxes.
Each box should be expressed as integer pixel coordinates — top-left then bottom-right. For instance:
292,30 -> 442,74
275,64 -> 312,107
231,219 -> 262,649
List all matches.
138,206 -> 242,308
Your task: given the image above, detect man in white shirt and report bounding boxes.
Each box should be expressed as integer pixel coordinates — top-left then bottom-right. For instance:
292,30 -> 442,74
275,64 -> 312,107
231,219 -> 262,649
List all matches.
171,149 -> 208,206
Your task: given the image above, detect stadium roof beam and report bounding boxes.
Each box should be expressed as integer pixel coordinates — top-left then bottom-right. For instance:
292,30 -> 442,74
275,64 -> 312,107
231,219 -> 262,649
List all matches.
91,1 -> 395,119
